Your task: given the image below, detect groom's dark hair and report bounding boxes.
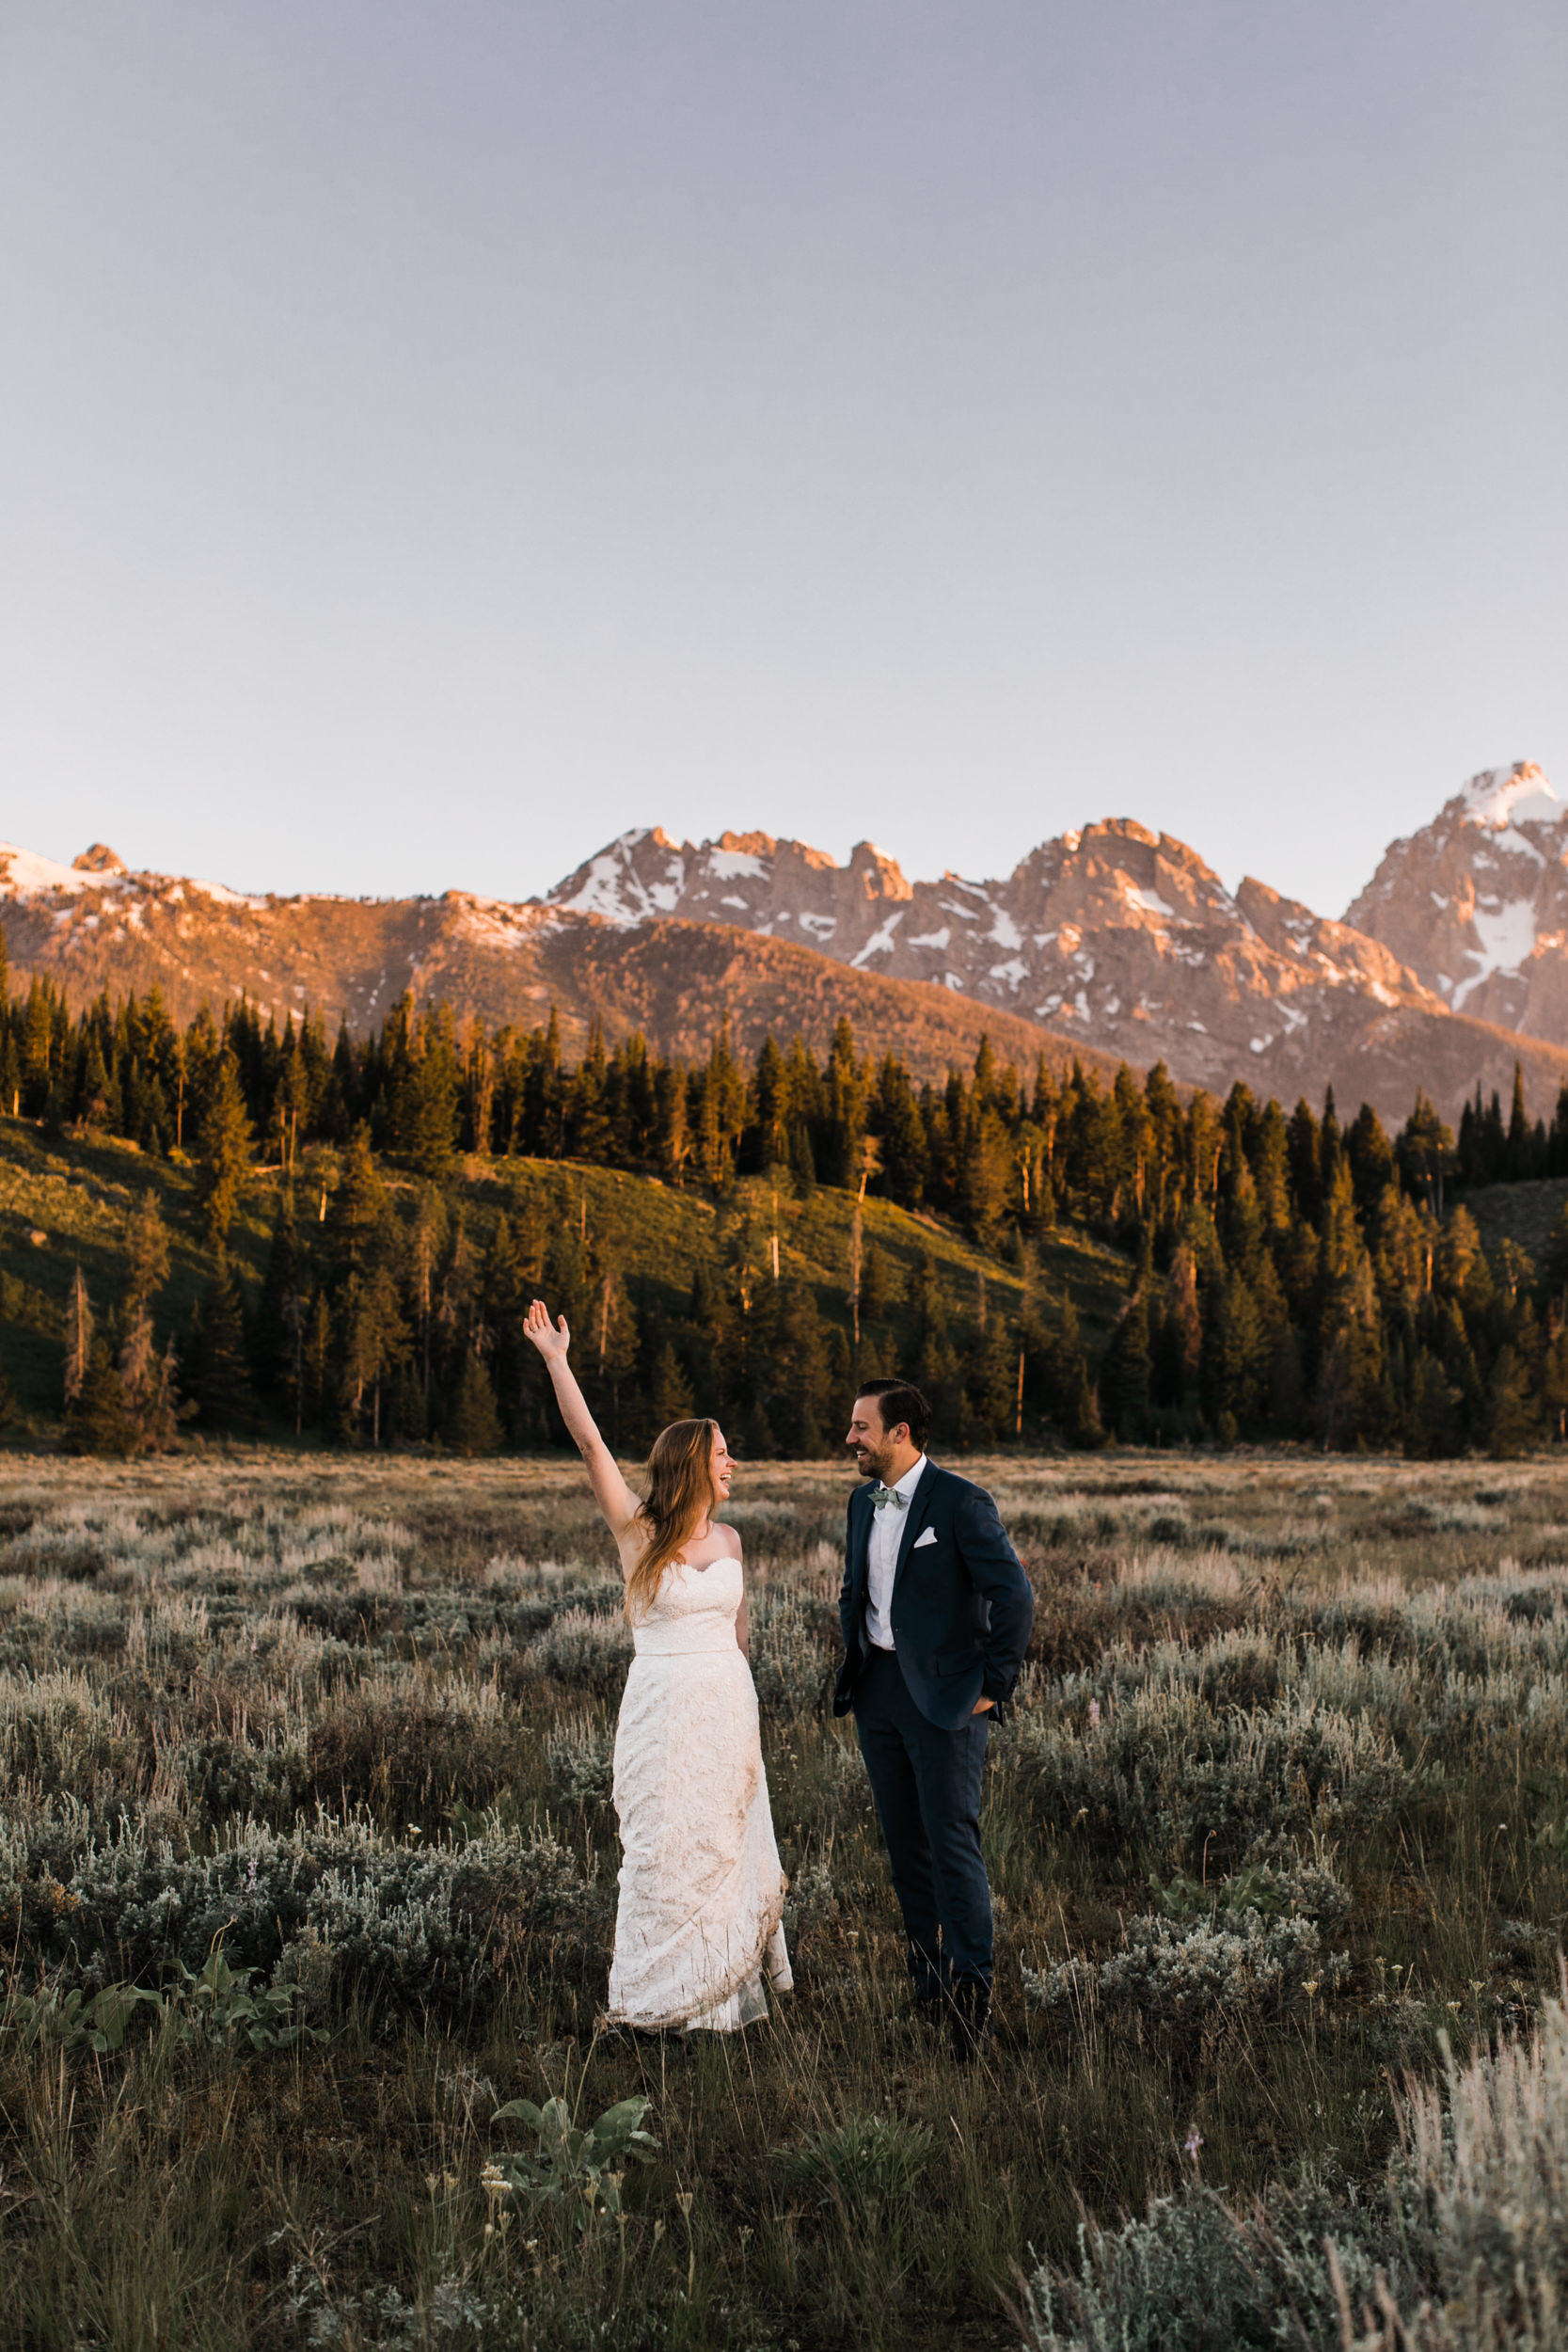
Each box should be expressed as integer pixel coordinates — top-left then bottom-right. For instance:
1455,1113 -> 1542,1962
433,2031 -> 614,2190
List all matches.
857,1378 -> 930,1452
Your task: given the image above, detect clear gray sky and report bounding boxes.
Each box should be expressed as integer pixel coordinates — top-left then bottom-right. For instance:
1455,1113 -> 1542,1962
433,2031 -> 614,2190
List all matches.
3,4 -> 1563,916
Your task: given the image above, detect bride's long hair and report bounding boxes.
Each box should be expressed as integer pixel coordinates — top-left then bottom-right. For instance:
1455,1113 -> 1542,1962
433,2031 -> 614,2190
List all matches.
625,1418 -> 721,1624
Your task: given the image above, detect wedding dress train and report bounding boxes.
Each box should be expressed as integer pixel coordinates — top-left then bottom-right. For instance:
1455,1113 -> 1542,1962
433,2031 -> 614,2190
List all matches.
607,1553 -> 793,2031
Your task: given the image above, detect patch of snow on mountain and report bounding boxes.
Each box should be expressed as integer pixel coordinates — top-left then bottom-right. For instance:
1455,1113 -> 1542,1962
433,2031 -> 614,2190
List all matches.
1484,828 -> 1547,866
458,899 -> 539,952
909,927 -> 950,950
989,958 -> 1027,990
706,849 -> 768,881
0,844 -> 100,896
849,912 -> 904,968
1459,764 -> 1561,831
190,878 -> 268,910
555,839 -> 682,924
987,908 -> 1022,950
1453,898 -> 1539,1009
721,896 -> 750,911
554,855 -> 634,920
800,914 -> 837,937
1128,886 -> 1176,919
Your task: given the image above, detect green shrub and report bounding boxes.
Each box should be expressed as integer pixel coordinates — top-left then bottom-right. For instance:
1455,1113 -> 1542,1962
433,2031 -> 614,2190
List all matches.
1024,1908 -> 1350,2041
750,1588 -> 833,1719
777,2112 -> 935,2216
8,1810 -> 609,2016
1014,1686 -> 1403,1867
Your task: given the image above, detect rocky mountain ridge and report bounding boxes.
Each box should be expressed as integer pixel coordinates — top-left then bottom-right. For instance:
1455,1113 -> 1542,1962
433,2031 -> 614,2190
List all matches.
4,761 -> 1566,1126
547,818 -> 1444,1076
0,840 -> 1127,1093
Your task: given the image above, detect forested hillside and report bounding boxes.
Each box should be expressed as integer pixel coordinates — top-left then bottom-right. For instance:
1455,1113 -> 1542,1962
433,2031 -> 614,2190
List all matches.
5,946 -> 1568,1457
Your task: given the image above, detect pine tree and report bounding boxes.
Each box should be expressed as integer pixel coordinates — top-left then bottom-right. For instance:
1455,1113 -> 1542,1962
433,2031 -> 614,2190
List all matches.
304,1290 -> 334,1426
1287,1100 -> 1323,1227
64,1340 -> 134,1457
1099,1286 -> 1151,1440
1541,1318 -> 1568,1442
119,1310 -> 183,1450
640,1343 -> 695,1443
1224,1267 -> 1272,1426
1158,1245 -> 1203,1409
481,1211 -> 529,1441
1041,1295 -> 1102,1447
769,1280 -> 833,1454
399,1007 -> 462,1176
1505,1065 -> 1535,1182
191,1256 -> 256,1430
1405,1345 -> 1462,1458
447,1352 -> 504,1455
1488,1343 -> 1539,1459
584,1261 -> 640,1450
196,1050 -> 255,1246
336,1263 -> 407,1446
963,1315 -> 1019,1444
861,1239 -> 890,1327
255,1191 -> 307,1423
326,1124 -> 388,1278
62,1265 -> 94,1406
1434,1207 -> 1483,1301
123,1190 -> 171,1318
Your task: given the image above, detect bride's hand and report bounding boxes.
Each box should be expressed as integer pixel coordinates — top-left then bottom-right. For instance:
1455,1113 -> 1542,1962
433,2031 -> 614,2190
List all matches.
524,1300 -> 571,1359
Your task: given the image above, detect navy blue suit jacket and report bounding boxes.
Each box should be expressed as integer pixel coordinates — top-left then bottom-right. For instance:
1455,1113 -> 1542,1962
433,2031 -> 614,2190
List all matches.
834,1464 -> 1035,1730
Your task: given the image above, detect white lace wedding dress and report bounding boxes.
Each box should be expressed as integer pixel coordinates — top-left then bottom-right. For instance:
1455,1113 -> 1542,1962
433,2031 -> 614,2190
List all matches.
607,1552 -> 793,2031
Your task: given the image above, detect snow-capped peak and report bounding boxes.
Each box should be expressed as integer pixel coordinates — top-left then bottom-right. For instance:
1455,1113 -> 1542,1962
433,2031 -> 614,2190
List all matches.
548,829 -> 689,925
1458,762 -> 1560,831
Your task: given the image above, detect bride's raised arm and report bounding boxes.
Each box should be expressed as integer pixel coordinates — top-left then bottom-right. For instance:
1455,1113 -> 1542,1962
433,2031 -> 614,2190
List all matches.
522,1300 -> 640,1548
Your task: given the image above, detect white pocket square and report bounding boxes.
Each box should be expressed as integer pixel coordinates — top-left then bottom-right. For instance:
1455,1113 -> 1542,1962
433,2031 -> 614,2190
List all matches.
912,1526 -> 940,1549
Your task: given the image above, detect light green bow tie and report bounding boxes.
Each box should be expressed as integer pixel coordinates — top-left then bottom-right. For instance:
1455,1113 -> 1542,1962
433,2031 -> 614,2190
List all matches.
872,1485 -> 908,1511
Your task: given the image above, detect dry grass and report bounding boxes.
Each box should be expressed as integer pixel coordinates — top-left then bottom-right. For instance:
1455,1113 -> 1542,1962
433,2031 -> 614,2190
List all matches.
1,1447 -> 1566,2350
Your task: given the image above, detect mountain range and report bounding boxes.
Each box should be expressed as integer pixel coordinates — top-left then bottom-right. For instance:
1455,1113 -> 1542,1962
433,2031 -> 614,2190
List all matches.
3,761 -> 1565,1125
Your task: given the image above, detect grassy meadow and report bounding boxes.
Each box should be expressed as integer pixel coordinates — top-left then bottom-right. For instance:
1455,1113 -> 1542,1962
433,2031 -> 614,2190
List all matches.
3,1448 -> 1568,2350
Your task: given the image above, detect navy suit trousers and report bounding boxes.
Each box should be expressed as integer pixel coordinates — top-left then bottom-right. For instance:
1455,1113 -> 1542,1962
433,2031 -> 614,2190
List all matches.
852,1645 -> 992,1994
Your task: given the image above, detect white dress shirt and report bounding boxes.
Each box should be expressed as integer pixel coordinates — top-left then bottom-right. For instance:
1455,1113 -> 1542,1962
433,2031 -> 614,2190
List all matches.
863,1454 -> 927,1651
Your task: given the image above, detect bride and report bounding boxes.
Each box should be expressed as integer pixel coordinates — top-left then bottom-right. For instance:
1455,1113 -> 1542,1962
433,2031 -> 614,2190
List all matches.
523,1300 -> 793,2031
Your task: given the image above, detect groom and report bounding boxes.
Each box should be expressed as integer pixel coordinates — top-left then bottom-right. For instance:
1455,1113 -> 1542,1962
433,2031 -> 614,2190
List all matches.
834,1379 -> 1035,2058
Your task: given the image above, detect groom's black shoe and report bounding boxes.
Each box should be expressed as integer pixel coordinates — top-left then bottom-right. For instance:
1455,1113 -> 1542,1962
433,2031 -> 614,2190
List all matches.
887,1986 -> 943,2044
946,1979 -> 990,2065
